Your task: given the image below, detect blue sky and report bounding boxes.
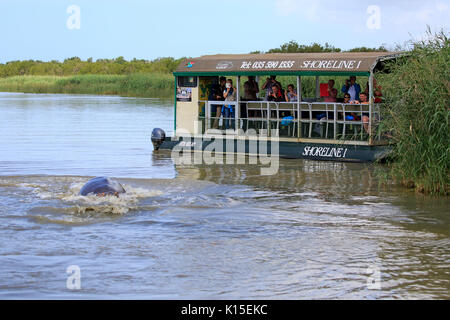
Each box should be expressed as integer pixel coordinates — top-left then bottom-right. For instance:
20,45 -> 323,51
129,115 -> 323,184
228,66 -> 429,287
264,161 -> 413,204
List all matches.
0,0 -> 448,62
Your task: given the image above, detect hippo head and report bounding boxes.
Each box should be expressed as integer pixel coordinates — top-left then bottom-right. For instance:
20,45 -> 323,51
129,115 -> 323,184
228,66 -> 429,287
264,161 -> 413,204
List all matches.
79,177 -> 126,197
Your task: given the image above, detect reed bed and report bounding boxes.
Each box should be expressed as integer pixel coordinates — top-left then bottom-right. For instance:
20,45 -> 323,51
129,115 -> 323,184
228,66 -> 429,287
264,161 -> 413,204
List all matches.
377,31 -> 449,195
0,73 -> 173,97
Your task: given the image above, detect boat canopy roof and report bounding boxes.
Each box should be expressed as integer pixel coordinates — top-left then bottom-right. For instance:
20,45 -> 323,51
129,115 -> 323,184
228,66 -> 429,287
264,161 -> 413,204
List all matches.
174,52 -> 404,76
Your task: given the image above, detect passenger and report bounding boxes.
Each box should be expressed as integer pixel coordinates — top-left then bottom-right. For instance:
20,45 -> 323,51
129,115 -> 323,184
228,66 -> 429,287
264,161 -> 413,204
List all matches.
267,84 -> 285,102
323,79 -> 338,102
360,92 -> 370,105
351,92 -> 369,104
340,93 -> 359,122
212,76 -> 227,128
262,75 -> 281,100
243,76 -> 259,101
365,78 -> 383,103
360,92 -> 370,133
341,76 -> 361,102
222,79 -> 236,129
350,92 -> 370,133
285,84 -> 298,102
212,76 -> 226,100
243,76 -> 259,119
343,93 -> 351,104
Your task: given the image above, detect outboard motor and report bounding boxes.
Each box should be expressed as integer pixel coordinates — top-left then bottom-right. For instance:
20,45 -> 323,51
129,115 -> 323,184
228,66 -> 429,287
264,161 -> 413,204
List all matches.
151,128 -> 166,150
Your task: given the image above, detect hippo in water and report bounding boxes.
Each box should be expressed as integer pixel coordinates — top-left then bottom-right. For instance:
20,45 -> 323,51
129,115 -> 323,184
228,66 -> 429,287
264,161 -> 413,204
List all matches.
79,177 -> 126,197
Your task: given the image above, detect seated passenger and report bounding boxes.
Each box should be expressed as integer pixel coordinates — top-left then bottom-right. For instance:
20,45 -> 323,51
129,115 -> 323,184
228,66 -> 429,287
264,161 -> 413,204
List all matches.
285,84 -> 298,102
340,93 -> 358,121
267,85 -> 285,102
358,92 -> 370,133
262,76 -> 281,100
343,93 -> 351,104
341,76 -> 361,102
349,92 -> 371,133
351,92 -> 369,104
323,79 -> 338,102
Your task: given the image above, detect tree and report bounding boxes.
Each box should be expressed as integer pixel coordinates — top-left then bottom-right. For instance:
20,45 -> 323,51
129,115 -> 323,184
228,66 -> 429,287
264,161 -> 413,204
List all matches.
347,46 -> 388,52
266,41 -> 341,53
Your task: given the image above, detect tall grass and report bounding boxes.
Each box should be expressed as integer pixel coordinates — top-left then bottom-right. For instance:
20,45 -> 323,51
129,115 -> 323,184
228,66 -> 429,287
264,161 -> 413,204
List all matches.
0,73 -> 173,97
0,72 -> 366,100
377,30 -> 449,195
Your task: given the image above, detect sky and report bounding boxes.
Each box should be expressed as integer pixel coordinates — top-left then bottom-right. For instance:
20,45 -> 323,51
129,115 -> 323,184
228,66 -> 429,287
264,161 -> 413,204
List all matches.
0,0 -> 449,63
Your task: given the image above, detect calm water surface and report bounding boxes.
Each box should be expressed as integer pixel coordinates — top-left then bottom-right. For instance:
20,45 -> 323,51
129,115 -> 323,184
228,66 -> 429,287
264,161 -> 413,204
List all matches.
0,92 -> 448,299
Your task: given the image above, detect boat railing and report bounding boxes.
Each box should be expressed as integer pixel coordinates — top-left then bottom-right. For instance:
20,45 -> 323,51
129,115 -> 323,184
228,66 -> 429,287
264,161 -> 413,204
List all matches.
199,100 -> 382,143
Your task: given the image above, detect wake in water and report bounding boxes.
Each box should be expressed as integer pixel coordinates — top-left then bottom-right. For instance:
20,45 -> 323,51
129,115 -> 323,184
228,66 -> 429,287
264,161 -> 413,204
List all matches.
0,176 -> 163,224
60,181 -> 162,215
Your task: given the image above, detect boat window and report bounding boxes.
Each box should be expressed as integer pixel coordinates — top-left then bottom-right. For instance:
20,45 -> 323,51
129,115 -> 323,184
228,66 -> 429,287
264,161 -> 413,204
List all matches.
177,76 -> 197,88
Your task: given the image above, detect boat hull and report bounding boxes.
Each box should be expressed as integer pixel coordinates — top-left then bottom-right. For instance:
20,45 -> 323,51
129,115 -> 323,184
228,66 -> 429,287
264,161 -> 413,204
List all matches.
156,136 -> 391,163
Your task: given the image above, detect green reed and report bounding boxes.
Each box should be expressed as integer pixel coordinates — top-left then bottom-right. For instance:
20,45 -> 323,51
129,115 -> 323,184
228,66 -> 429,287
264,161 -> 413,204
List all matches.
0,73 -> 173,98
376,30 -> 449,195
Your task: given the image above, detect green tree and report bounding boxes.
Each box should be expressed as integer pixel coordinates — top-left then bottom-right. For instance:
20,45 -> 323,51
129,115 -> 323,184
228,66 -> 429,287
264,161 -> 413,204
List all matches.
347,46 -> 388,52
266,41 -> 341,53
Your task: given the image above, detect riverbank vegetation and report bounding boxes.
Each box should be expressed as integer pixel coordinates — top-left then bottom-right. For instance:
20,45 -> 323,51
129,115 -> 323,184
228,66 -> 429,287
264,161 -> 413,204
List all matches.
0,42 -> 386,97
377,31 -> 449,195
0,73 -> 173,97
0,57 -> 178,97
0,56 -> 183,78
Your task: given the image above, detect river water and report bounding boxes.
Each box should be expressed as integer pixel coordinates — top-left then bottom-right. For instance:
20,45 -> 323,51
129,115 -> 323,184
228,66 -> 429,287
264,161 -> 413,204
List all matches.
0,92 -> 448,299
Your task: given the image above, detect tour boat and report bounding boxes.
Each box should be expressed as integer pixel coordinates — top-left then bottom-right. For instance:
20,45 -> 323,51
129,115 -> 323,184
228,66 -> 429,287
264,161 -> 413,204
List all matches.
152,52 -> 404,162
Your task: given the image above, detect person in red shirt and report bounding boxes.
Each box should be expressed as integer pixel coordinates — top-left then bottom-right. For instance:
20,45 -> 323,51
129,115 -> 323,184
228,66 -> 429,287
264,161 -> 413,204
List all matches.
365,78 -> 383,103
268,84 -> 285,102
324,79 -> 338,102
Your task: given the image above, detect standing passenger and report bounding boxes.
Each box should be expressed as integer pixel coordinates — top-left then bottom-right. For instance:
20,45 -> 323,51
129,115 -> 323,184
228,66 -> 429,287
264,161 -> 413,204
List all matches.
324,79 -> 338,102
341,76 -> 361,102
364,78 -> 383,103
243,76 -> 259,101
243,76 -> 259,120
212,76 -> 227,129
223,79 -> 237,129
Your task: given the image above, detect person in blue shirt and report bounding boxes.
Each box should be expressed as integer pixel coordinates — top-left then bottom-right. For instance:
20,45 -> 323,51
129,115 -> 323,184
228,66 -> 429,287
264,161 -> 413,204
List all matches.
341,76 -> 361,102
222,79 -> 236,129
